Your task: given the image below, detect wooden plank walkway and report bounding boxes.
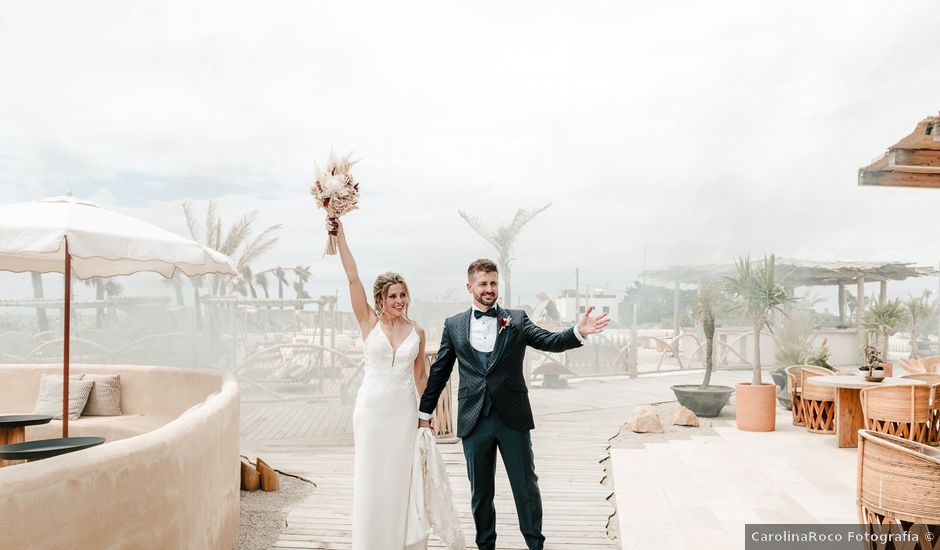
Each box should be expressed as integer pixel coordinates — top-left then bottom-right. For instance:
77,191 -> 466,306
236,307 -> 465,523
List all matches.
239,371 -> 751,549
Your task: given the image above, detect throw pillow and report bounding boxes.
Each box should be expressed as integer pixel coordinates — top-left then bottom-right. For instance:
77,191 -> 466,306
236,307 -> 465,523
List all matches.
81,374 -> 122,416
33,376 -> 96,420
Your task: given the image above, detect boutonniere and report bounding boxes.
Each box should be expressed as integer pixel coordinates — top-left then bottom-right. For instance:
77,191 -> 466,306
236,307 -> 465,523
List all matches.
498,315 -> 512,334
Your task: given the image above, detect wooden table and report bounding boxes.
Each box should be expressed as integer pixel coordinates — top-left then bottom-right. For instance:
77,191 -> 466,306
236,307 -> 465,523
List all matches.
0,415 -> 53,467
808,375 -> 925,448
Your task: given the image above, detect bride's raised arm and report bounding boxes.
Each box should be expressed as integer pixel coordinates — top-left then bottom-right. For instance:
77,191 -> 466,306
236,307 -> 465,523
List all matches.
333,219 -> 376,336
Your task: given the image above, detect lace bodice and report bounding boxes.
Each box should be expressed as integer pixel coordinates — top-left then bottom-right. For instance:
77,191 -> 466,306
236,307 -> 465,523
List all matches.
361,323 -> 420,391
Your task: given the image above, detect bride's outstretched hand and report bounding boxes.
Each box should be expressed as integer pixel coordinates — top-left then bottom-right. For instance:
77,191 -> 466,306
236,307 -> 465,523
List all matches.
577,306 -> 610,336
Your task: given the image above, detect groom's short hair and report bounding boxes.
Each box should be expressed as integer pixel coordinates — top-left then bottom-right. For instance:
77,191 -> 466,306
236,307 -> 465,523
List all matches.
467,259 -> 498,280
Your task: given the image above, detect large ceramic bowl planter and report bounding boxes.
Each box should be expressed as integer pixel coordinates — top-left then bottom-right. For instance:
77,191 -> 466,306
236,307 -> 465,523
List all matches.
670,385 -> 734,417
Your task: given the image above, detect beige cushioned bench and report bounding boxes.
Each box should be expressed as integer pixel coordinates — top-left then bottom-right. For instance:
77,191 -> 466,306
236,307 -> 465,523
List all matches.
0,364 -> 225,441
0,363 -> 240,550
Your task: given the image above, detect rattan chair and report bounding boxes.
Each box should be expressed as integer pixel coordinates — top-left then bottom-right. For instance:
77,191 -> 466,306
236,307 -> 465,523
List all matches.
920,355 -> 940,374
801,368 -> 836,434
902,375 -> 940,446
861,384 -> 933,444
857,430 -> 940,532
899,357 -> 925,375
785,365 -> 829,427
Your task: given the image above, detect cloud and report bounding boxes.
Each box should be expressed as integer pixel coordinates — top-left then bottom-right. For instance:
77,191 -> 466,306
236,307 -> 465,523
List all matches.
1,0 -> 940,309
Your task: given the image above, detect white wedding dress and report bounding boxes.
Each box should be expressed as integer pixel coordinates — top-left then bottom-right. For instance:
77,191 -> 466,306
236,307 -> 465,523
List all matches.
352,324 -> 423,550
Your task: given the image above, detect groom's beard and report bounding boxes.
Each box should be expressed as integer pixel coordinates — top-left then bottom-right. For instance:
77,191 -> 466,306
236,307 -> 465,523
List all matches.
475,291 -> 497,308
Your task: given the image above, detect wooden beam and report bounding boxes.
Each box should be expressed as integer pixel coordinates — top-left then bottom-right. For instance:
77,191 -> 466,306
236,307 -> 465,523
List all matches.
859,169 -> 940,188
895,148 -> 940,167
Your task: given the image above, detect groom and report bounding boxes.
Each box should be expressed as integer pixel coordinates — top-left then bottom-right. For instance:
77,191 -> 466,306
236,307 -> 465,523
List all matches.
418,259 -> 609,550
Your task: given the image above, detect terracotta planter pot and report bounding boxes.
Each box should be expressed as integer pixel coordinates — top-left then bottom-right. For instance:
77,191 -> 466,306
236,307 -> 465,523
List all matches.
735,382 -> 777,432
881,362 -> 893,377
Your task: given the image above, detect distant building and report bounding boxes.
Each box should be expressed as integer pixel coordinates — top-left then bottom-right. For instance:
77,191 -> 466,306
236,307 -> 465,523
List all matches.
555,289 -> 622,324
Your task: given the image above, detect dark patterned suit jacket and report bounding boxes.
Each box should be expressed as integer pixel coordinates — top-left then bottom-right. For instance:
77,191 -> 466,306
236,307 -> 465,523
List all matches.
419,307 -> 583,438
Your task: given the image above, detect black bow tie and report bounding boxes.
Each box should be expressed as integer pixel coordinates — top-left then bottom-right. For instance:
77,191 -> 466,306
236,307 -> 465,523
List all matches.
474,308 -> 497,319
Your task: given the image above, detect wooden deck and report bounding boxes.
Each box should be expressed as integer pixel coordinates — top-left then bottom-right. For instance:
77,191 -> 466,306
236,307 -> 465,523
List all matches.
239,371 -> 749,549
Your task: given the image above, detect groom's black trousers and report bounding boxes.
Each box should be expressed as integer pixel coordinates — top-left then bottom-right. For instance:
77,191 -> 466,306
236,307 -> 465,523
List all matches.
462,395 -> 545,550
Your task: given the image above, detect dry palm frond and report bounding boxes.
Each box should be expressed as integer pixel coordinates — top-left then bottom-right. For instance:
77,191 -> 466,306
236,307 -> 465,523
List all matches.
205,201 -> 220,251
220,211 -> 259,257
183,201 -> 200,242
237,224 -> 282,272
181,201 -> 281,296
458,211 -> 500,249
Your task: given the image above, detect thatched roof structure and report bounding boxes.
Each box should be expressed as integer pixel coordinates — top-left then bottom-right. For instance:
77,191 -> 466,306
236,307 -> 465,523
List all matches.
859,113 -> 940,188
640,259 -> 936,287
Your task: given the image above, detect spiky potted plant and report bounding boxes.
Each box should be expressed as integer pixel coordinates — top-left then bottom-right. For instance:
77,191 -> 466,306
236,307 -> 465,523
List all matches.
671,284 -> 734,417
862,296 -> 904,374
723,255 -> 797,432
770,305 -> 816,409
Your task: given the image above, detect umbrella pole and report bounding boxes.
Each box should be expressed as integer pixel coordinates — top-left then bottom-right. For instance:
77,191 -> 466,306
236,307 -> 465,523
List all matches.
63,238 -> 71,438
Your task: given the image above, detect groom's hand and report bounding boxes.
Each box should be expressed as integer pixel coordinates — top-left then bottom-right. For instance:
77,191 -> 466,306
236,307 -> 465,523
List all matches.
578,306 -> 611,336
418,418 -> 433,429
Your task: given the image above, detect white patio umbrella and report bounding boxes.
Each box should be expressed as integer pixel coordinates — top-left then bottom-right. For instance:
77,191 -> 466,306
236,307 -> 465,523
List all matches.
0,195 -> 237,437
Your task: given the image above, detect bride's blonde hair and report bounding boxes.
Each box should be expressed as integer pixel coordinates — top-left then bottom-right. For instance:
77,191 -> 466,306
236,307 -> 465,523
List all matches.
373,272 -> 411,320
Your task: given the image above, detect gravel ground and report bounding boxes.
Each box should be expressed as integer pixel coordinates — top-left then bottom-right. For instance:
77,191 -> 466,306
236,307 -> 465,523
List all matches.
235,461 -> 317,550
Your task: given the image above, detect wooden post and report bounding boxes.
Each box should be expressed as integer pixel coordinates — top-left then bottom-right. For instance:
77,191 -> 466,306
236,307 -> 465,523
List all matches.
574,268 -> 580,324
673,280 -> 680,337
879,280 -> 887,303
857,276 -> 866,353
331,291 -> 337,369
424,351 -> 457,443
63,238 -> 71,438
240,459 -> 260,491
838,283 -> 846,327
628,304 -> 638,379
257,458 -> 280,492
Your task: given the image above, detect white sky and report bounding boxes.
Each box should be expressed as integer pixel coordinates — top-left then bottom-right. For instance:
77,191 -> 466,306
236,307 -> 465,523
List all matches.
2,1 -> 940,309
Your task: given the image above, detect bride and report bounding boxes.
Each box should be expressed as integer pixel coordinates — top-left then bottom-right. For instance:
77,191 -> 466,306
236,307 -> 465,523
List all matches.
333,219 -> 429,549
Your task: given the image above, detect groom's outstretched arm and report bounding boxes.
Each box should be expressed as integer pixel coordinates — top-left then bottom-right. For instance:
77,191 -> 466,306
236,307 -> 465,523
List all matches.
522,312 -> 585,353
419,320 -> 456,418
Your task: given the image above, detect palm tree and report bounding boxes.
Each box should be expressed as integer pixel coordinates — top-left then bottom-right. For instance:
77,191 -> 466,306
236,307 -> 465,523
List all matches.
863,296 -> 905,358
293,265 -> 312,307
905,291 -> 935,358
723,255 -> 797,386
164,272 -> 186,307
238,266 -> 257,298
102,279 -> 123,325
182,200 -> 281,297
255,271 -> 270,299
274,267 -> 289,300
30,272 -> 49,332
670,282 -> 735,418
82,278 -> 104,328
459,204 -> 551,307
693,284 -> 727,388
